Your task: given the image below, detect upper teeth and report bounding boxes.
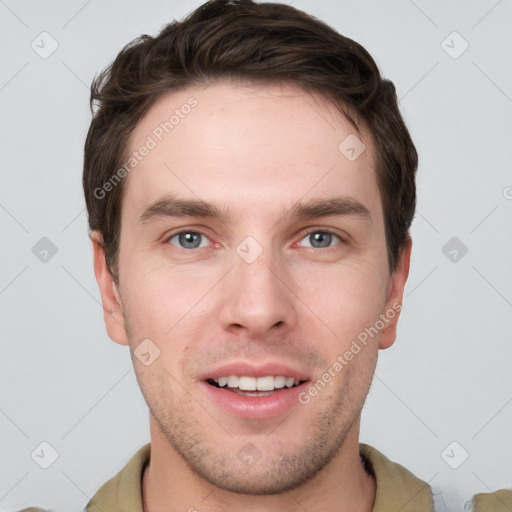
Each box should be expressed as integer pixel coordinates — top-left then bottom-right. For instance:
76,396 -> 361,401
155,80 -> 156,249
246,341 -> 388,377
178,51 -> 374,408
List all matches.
213,376 -> 300,391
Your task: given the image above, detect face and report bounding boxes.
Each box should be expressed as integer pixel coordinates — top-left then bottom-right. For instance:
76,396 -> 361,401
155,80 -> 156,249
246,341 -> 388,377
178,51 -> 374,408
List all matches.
93,80 -> 410,494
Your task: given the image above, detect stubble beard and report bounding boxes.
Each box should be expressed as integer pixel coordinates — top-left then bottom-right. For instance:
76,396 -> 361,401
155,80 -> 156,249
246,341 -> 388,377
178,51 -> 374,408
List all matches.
122,299 -> 375,495
138,360 -> 373,495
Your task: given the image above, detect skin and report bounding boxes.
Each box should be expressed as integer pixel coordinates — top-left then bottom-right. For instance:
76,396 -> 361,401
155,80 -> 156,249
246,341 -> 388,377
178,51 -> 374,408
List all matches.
92,80 -> 412,512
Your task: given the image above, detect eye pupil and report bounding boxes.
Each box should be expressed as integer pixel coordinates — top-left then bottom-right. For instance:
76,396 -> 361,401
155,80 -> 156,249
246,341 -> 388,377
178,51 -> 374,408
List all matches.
179,232 -> 201,249
310,232 -> 332,248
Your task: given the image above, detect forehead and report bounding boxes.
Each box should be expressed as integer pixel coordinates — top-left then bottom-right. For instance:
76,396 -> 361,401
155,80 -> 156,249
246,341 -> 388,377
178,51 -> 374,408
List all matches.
122,80 -> 381,224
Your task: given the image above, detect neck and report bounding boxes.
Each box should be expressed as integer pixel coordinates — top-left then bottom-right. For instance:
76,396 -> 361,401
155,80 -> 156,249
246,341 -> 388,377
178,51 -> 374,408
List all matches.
142,416 -> 376,512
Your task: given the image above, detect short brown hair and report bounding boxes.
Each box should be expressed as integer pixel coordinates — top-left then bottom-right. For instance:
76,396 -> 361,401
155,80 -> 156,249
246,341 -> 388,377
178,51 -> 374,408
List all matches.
83,0 -> 417,283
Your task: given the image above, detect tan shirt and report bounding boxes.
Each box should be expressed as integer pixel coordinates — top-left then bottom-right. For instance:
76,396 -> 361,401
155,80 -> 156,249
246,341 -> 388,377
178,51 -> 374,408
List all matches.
84,443 -> 435,512
469,489 -> 512,511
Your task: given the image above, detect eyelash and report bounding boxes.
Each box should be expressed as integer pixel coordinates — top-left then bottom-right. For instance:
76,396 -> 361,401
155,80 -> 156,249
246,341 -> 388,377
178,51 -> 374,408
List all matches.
164,228 -> 346,252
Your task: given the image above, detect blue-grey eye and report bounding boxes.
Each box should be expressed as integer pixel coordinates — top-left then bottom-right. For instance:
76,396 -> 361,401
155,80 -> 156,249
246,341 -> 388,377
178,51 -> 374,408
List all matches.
169,231 -> 209,249
298,231 -> 341,249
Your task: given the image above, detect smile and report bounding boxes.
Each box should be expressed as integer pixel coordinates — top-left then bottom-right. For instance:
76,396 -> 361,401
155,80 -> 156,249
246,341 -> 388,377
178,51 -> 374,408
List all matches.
206,375 -> 306,396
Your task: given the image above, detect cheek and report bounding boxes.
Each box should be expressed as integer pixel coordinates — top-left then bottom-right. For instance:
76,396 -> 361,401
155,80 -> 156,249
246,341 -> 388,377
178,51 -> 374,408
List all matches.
295,261 -> 389,347
120,259 -> 220,377
122,257 -> 213,332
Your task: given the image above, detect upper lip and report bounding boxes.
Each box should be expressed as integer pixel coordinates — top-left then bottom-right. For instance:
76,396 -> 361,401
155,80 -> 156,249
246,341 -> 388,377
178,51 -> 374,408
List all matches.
197,361 -> 310,382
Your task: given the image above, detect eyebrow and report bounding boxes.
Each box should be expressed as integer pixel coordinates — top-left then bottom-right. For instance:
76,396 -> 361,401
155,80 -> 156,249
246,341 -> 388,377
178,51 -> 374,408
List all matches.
138,193 -> 372,226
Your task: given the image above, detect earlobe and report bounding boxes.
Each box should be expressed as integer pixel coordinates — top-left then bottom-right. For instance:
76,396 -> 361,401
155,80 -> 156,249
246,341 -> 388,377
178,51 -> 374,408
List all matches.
378,237 -> 412,350
90,231 -> 129,346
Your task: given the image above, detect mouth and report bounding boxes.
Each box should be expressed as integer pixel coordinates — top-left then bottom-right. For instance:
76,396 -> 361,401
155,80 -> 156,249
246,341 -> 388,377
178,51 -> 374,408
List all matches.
197,362 -> 311,419
205,375 -> 308,397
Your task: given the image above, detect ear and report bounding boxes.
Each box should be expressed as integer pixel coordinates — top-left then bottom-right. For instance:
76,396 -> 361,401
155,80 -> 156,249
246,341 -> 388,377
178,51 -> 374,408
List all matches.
90,231 -> 129,346
378,237 -> 412,350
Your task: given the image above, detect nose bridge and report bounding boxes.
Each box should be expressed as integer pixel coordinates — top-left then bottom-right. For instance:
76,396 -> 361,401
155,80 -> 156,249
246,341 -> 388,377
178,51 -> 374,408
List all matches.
219,239 -> 296,337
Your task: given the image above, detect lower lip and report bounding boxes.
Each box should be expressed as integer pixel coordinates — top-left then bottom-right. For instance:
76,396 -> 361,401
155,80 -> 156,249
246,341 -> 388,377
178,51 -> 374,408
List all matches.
199,381 -> 309,420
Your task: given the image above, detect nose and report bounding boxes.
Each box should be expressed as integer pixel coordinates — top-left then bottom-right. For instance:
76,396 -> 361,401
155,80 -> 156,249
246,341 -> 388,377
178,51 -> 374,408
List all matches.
219,247 -> 297,339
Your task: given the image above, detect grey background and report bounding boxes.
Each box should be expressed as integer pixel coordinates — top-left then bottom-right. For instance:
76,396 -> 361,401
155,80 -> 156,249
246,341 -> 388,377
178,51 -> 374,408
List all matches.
1,0 -> 511,510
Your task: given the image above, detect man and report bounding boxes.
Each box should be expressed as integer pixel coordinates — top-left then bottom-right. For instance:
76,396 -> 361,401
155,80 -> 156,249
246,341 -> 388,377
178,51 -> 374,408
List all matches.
82,0 -> 430,510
